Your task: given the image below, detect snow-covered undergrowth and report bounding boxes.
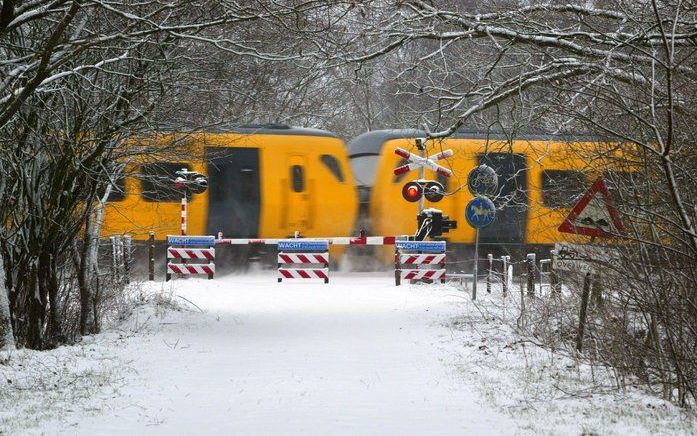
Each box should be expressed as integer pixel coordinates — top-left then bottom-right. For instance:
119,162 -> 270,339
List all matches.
447,284 -> 697,435
0,283 -> 185,434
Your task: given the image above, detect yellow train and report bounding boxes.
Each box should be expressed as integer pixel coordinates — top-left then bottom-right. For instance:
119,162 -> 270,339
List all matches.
102,125 -> 358,247
348,129 -> 614,259
101,125 -> 621,266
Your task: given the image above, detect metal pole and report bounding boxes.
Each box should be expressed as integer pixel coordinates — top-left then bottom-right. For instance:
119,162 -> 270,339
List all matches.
148,231 -> 155,281
472,228 -> 479,300
181,195 -> 187,236
418,141 -> 425,215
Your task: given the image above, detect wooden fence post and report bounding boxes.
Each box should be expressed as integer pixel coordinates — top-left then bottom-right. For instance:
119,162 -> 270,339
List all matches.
110,236 -> 119,283
394,247 -> 400,286
123,235 -> 132,284
526,253 -> 535,297
486,253 -> 493,293
501,255 -> 509,295
148,231 -> 155,281
591,273 -> 603,307
576,271 -> 593,352
550,249 -> 561,295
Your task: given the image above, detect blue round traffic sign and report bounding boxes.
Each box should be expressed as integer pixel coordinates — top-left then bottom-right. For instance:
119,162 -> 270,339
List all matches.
466,196 -> 496,228
467,165 -> 498,196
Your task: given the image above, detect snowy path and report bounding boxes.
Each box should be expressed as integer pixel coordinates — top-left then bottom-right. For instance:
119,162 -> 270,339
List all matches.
55,273 -> 514,435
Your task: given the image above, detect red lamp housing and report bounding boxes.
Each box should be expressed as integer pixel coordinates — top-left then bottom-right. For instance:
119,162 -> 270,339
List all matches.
402,181 -> 423,202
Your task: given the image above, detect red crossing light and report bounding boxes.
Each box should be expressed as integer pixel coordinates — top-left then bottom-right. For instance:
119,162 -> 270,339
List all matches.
402,181 -> 422,202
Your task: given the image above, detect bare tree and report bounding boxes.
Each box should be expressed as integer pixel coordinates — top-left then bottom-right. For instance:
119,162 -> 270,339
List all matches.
289,0 -> 697,404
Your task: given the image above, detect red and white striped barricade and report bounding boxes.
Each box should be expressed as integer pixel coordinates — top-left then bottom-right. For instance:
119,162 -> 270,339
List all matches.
394,240 -> 446,286
277,239 -> 330,284
166,235 -> 215,281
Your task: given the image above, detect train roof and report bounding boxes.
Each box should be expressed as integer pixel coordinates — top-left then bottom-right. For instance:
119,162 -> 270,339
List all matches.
348,129 -> 616,156
149,124 -> 339,138
216,124 -> 339,138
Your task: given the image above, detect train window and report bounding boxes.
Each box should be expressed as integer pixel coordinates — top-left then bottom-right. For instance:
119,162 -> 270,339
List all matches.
240,168 -> 256,201
291,165 -> 305,192
141,162 -> 192,202
542,170 -> 587,208
320,155 -> 345,182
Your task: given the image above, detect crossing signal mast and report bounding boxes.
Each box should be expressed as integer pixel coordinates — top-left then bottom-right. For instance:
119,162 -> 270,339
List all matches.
395,138 -> 457,240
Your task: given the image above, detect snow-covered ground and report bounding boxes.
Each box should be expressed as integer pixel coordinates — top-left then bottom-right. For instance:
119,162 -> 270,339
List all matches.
1,273 -> 695,435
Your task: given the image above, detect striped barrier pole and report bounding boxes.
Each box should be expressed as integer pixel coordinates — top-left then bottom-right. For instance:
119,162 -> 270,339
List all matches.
215,236 -> 404,246
181,195 -> 187,236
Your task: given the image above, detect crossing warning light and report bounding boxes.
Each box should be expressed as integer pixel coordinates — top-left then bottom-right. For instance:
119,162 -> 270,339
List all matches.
401,180 -> 445,203
423,181 -> 445,202
174,169 -> 208,195
402,181 -> 422,202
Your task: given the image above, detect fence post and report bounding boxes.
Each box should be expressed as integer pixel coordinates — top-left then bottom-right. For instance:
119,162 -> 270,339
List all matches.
148,231 -> 155,281
550,249 -> 561,295
123,235 -> 132,284
394,247 -> 400,286
526,253 -> 535,297
591,273 -> 603,307
486,253 -> 493,293
110,236 -> 119,283
501,255 -> 509,295
576,271 -> 592,352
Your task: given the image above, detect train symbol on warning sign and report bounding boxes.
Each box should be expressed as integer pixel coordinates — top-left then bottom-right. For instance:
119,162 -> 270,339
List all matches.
558,176 -> 625,238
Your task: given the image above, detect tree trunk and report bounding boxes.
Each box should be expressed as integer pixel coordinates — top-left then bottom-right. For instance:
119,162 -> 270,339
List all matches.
79,185 -> 110,335
0,252 -> 15,351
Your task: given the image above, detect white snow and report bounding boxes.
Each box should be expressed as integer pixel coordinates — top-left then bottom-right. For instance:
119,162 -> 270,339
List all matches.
2,273 -> 695,435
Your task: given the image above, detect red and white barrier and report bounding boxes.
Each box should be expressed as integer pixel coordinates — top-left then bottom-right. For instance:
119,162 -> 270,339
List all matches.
166,235 -> 215,281
168,247 -> 215,260
400,269 -> 446,281
167,263 -> 215,276
278,253 -> 329,264
399,253 -> 445,265
277,239 -> 330,284
394,241 -> 447,286
216,236 -> 402,246
278,268 -> 329,280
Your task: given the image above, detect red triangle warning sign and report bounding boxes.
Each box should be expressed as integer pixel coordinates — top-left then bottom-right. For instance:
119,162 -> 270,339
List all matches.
558,176 -> 625,238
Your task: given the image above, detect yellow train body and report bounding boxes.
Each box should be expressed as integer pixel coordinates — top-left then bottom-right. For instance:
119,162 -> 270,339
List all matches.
102,127 -> 358,252
349,130 -> 612,259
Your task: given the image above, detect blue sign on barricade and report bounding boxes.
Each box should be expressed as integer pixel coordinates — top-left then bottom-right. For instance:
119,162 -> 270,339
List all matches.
395,241 -> 446,253
278,239 -> 330,251
167,235 -> 215,246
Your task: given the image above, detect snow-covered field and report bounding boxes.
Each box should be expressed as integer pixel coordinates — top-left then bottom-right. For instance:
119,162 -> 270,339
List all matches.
1,273 -> 695,435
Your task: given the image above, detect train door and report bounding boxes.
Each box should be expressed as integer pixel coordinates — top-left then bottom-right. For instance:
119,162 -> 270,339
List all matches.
286,155 -> 310,234
205,147 -> 261,237
477,153 -> 528,244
